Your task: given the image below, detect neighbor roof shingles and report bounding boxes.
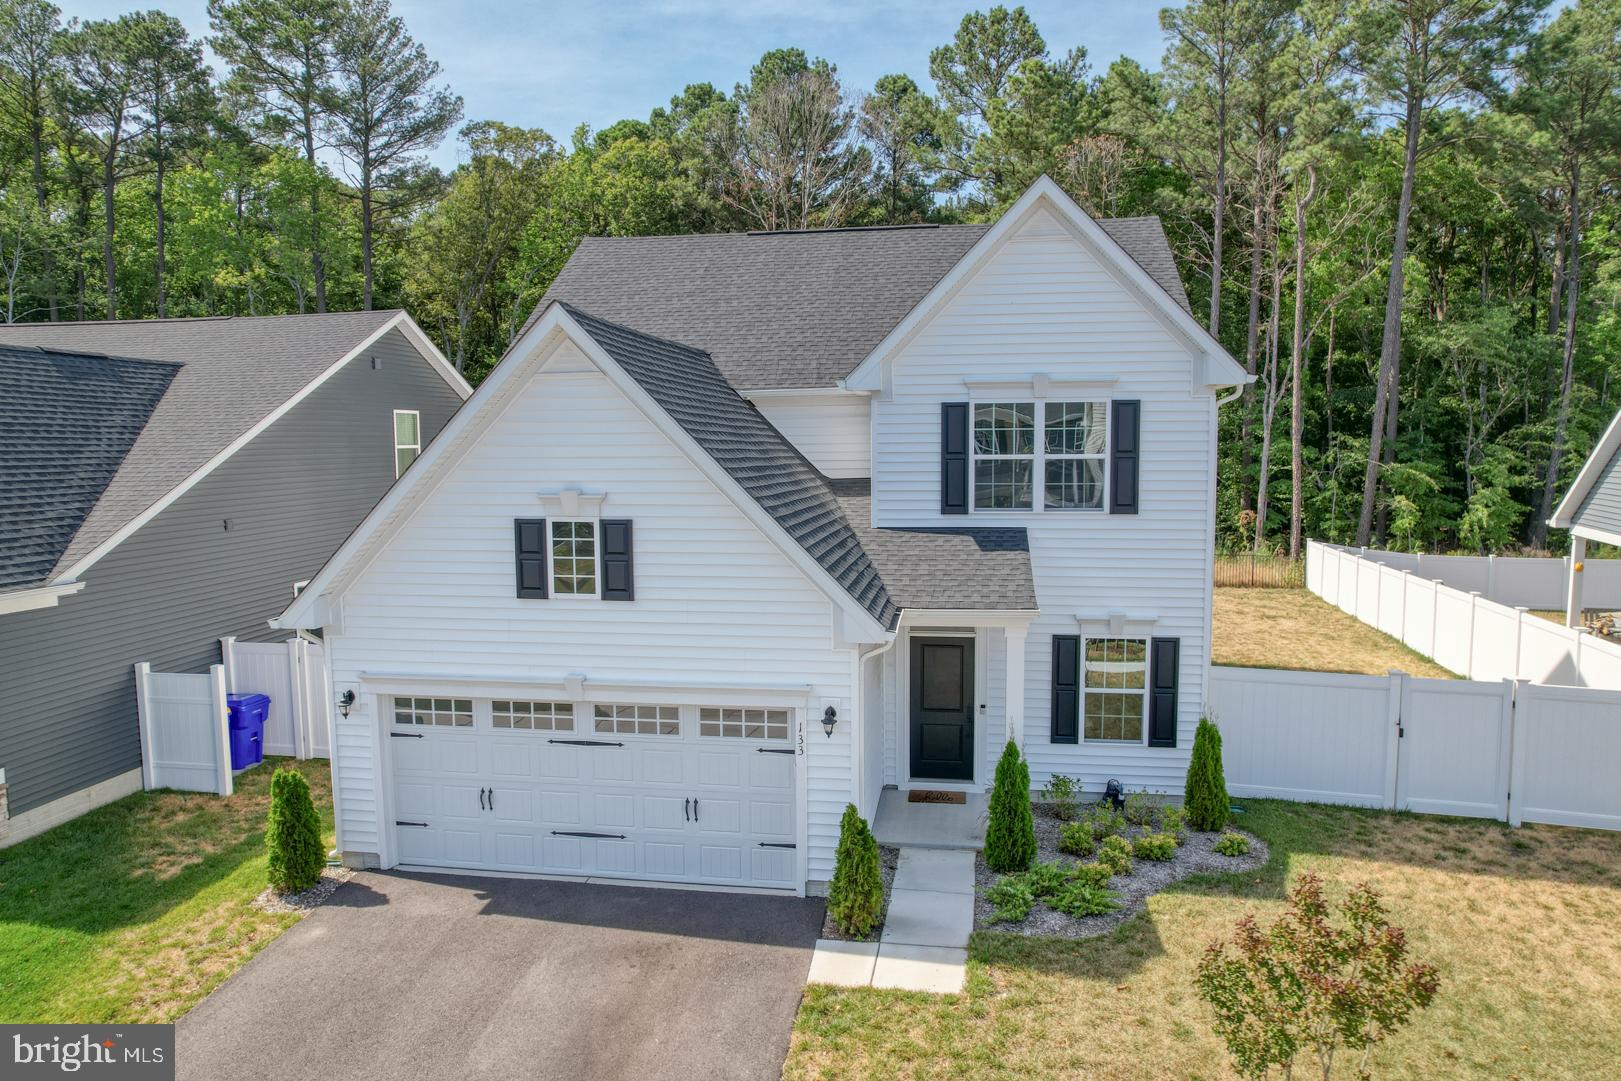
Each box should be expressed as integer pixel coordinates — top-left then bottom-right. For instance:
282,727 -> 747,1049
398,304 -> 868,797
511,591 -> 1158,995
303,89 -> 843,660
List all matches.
0,346 -> 179,590
527,217 -> 1189,392
0,311 -> 403,574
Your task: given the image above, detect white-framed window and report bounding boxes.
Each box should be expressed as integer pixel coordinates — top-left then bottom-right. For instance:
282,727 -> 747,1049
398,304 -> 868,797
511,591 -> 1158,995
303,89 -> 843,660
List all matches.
1082,638 -> 1147,743
698,707 -> 790,740
492,700 -> 574,731
393,409 -> 421,477
594,703 -> 679,736
971,400 -> 1108,512
392,696 -> 472,727
550,520 -> 598,597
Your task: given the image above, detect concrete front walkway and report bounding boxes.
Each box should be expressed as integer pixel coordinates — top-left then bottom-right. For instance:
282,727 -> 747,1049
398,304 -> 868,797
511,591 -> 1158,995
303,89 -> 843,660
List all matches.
806,847 -> 975,994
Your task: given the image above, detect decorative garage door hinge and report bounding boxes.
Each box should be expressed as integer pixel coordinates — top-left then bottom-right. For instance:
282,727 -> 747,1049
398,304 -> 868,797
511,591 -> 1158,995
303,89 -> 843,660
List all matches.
757,842 -> 796,849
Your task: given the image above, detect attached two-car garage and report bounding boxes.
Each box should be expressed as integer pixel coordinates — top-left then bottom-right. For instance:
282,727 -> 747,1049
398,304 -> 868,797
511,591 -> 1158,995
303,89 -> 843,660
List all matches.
385,694 -> 801,890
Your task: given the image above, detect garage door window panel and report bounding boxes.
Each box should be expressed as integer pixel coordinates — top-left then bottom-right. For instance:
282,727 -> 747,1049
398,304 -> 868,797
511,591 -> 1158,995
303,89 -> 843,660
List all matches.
698,707 -> 789,740
594,703 -> 680,736
393,696 -> 472,727
493,700 -> 574,731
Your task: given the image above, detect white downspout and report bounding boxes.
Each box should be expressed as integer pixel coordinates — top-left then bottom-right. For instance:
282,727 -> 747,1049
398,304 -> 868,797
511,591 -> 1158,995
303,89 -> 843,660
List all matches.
853,633 -> 900,820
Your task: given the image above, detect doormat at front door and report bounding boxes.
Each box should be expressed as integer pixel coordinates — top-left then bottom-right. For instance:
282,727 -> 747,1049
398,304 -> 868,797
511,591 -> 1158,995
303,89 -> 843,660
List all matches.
908,789 -> 967,805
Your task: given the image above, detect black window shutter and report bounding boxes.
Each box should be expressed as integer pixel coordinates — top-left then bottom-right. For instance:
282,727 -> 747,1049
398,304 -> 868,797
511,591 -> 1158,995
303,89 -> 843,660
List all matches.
600,519 -> 634,601
1051,635 -> 1079,744
1149,636 -> 1179,747
941,401 -> 969,515
1110,399 -> 1140,514
515,518 -> 547,599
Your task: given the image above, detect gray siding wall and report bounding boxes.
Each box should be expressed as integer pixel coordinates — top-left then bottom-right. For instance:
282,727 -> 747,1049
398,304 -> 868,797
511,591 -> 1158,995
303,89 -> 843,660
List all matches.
1575,450 -> 1621,538
0,328 -> 464,815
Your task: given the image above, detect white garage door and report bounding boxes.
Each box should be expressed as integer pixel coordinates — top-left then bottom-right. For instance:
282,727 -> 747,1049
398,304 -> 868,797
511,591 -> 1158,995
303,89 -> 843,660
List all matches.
387,696 -> 800,889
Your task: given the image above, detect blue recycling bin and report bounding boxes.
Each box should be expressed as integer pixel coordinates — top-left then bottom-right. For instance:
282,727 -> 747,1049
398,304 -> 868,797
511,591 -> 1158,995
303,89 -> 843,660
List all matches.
226,693 -> 270,770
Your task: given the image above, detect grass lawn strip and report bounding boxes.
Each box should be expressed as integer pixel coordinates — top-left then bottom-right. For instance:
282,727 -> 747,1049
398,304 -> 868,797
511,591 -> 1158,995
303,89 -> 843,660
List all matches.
785,800 -> 1621,1081
0,757 -> 333,1024
1214,587 -> 1457,678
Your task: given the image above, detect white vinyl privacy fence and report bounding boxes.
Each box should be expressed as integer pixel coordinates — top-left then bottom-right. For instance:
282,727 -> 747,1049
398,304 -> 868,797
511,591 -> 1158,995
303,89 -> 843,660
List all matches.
1315,544 -> 1621,609
1210,665 -> 1621,831
134,663 -> 233,796
220,636 -> 332,759
1306,540 -> 1621,689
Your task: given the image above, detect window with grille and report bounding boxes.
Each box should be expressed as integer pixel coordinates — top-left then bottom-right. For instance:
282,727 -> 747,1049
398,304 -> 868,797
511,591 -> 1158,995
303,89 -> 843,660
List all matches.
698,707 -> 789,740
593,703 -> 679,736
1082,638 -> 1147,743
392,696 -> 472,727
492,700 -> 574,731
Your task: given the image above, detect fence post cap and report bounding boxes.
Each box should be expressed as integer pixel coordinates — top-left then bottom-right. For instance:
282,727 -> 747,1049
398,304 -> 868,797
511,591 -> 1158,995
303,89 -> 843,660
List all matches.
1515,605 -> 1529,612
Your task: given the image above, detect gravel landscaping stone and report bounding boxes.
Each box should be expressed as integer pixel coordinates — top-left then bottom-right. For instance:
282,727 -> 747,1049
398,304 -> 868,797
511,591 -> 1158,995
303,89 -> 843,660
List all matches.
973,804 -> 1267,939
821,844 -> 900,941
252,865 -> 355,915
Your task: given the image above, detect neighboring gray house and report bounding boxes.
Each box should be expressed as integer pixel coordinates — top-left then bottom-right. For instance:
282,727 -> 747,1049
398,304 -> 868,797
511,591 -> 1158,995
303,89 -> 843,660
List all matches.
0,312 -> 469,844
1551,404 -> 1621,625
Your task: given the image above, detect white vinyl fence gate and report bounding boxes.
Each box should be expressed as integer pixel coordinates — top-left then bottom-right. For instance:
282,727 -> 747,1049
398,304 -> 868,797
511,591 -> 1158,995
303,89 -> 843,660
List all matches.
134,663 -> 234,796
220,635 -> 332,760
1210,666 -> 1621,832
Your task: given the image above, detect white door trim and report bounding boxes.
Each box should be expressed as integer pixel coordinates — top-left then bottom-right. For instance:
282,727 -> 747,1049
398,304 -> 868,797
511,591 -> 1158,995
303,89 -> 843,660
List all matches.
896,627 -> 987,792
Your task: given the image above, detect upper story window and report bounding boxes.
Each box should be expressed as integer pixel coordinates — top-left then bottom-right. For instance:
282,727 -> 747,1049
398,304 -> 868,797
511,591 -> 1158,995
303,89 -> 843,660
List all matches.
550,520 -> 597,596
972,401 -> 1106,512
393,410 -> 421,478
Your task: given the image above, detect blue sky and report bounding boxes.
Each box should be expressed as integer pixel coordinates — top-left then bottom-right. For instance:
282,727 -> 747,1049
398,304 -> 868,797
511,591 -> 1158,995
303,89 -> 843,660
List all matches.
63,1 -> 1173,169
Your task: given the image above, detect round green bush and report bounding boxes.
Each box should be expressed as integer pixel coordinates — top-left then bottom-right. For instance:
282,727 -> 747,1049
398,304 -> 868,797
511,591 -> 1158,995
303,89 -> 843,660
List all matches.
1058,821 -> 1096,858
1096,834 -> 1134,877
827,803 -> 884,937
267,767 -> 324,893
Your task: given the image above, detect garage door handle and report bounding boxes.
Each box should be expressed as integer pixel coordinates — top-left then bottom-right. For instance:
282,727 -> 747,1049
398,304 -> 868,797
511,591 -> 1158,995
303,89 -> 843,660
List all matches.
396,820 -> 429,828
758,842 -> 796,849
692,798 -> 699,822
551,830 -> 626,839
390,731 -> 424,738
684,797 -> 691,822
757,748 -> 794,755
547,739 -> 624,748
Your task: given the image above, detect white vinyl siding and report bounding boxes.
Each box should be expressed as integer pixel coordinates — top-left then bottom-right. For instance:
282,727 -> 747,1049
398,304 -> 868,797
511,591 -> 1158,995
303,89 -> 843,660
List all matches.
870,206 -> 1212,791
748,392 -> 871,479
326,346 -> 857,879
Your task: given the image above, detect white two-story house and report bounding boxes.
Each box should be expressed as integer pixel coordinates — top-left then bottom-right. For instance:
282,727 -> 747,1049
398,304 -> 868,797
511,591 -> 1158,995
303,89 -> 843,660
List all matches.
275,178 -> 1249,895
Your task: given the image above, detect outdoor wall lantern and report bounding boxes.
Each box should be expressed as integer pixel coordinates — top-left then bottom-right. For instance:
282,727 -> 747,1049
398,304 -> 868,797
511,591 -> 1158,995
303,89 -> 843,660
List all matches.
337,689 -> 356,718
822,705 -> 838,738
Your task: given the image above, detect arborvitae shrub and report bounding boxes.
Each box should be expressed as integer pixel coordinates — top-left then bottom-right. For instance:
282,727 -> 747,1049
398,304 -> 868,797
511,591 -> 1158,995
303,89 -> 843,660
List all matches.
1185,718 -> 1231,832
985,741 -> 1036,873
267,767 -> 324,893
827,803 -> 884,937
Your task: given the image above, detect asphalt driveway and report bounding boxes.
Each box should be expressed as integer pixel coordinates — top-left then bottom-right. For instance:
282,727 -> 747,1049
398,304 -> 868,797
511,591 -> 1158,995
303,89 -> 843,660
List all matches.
177,870 -> 826,1081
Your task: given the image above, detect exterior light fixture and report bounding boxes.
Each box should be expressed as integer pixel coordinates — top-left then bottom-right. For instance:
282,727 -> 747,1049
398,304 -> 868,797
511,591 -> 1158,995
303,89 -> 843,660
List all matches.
822,705 -> 838,738
338,689 -> 356,718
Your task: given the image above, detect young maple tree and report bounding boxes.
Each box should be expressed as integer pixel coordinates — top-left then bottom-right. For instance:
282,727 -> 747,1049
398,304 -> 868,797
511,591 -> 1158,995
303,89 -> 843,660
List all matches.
1195,873 -> 1440,1080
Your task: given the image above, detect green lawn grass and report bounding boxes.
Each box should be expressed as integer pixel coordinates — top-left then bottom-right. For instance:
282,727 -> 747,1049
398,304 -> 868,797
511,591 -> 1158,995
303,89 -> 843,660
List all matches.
0,758 -> 333,1023
787,800 -> 1621,1081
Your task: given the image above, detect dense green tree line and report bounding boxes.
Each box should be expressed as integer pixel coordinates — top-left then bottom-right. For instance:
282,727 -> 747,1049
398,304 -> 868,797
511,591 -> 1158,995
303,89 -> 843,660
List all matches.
2,0 -> 1617,555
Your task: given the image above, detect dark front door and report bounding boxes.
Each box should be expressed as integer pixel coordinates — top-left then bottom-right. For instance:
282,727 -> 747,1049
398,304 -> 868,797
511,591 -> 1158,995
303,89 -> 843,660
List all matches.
910,636 -> 975,781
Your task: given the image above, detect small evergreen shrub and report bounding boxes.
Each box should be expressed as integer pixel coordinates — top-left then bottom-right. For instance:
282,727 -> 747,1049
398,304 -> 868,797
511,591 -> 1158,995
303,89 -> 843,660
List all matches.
1050,880 -> 1121,918
827,804 -> 884,937
1214,831 -> 1251,857
1081,802 -> 1127,841
1058,821 -> 1096,858
267,767 -> 324,894
1133,831 -> 1178,861
1160,804 -> 1188,844
1185,718 -> 1231,831
1024,859 -> 1072,896
1123,789 -> 1160,827
985,741 -> 1037,873
1041,773 -> 1082,821
1096,835 -> 1134,877
987,876 -> 1036,923
1066,862 -> 1114,890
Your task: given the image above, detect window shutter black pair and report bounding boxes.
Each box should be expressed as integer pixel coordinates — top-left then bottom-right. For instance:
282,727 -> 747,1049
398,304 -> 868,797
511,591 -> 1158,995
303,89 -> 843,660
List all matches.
1049,635 -> 1178,747
513,518 -> 634,601
939,399 -> 1140,514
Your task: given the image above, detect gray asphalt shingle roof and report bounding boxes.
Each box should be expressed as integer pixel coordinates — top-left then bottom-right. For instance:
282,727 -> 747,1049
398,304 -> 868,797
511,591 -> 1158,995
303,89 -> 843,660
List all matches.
564,305 -> 1036,622
829,480 -> 1036,611
0,311 -> 404,575
563,304 -> 897,628
527,216 -> 1189,391
1,346 -> 179,590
